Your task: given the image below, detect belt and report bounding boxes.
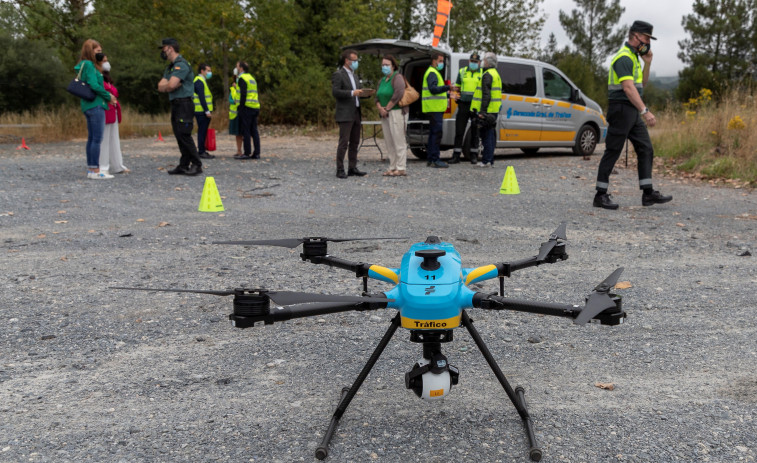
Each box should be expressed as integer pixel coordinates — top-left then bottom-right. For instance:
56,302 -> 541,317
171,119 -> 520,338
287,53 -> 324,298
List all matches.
172,97 -> 192,102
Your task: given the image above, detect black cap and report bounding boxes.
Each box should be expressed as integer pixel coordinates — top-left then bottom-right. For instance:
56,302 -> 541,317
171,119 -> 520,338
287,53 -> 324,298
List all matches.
630,21 -> 657,40
158,38 -> 179,49
469,52 -> 481,62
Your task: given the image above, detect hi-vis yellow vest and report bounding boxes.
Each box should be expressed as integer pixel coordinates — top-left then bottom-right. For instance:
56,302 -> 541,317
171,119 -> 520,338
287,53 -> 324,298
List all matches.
229,85 -> 240,120
608,45 -> 642,93
422,66 -> 447,113
192,75 -> 213,112
238,73 -> 260,109
470,68 -> 502,114
458,66 -> 482,100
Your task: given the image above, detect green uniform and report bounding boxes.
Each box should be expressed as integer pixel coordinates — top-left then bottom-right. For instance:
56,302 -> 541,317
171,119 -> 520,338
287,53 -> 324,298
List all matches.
608,44 -> 642,101
456,66 -> 482,103
163,55 -> 194,101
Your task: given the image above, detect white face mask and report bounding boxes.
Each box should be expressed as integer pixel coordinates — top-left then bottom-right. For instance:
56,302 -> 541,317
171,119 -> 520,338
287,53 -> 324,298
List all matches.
102,62 -> 111,72
233,68 -> 239,76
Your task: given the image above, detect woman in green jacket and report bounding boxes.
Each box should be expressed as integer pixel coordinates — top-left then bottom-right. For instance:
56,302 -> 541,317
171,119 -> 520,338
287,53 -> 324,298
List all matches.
74,39 -> 117,179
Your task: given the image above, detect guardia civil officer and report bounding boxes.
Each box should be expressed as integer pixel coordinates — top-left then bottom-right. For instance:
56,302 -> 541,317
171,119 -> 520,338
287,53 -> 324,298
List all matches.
194,63 -> 215,159
593,21 -> 672,209
422,51 -> 450,168
471,52 -> 501,168
451,52 -> 482,164
157,38 -> 202,175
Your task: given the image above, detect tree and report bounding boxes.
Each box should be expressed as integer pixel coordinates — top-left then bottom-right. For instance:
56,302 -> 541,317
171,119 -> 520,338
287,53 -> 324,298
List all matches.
678,0 -> 756,99
558,0 -> 626,70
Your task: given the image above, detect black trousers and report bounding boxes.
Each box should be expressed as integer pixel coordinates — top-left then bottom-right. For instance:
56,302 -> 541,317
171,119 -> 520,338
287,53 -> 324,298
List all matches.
195,112 -> 211,154
596,101 -> 654,192
171,98 -> 201,168
453,100 -> 479,155
239,106 -> 261,156
336,107 -> 361,171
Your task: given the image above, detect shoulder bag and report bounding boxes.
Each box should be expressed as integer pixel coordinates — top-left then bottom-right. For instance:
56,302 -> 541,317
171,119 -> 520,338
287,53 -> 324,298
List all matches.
67,63 -> 96,102
398,75 -> 420,107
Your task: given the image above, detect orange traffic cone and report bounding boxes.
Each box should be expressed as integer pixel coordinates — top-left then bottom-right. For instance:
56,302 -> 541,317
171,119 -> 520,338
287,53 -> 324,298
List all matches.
16,138 -> 30,150
156,131 -> 165,141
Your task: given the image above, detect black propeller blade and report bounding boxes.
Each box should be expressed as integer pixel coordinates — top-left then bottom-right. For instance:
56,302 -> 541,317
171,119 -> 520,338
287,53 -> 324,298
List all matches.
574,267 -> 624,325
110,286 -> 237,296
212,236 -> 406,249
536,222 -> 567,261
110,286 -> 392,305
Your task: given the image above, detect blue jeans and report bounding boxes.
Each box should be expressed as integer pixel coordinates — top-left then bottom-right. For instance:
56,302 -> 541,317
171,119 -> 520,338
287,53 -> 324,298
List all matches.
480,117 -> 497,164
84,106 -> 105,169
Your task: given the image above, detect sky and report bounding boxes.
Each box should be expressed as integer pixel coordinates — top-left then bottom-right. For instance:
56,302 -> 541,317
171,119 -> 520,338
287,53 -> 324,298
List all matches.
538,0 -> 695,77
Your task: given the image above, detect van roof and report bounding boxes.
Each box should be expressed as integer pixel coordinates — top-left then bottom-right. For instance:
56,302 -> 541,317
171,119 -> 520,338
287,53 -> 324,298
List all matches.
450,51 -> 548,68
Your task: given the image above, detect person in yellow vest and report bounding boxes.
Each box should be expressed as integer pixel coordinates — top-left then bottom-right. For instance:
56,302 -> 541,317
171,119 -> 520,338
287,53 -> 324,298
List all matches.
233,60 -> 261,160
451,52 -> 482,164
422,51 -> 451,168
470,52 -> 501,167
594,20 -> 672,210
228,74 -> 243,157
193,63 -> 214,159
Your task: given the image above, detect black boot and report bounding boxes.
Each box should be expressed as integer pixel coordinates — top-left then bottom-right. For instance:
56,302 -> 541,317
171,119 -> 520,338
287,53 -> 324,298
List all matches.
449,151 -> 461,164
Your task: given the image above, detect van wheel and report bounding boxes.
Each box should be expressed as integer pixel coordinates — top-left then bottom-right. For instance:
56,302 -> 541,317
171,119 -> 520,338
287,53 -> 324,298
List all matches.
573,125 -> 598,157
410,147 -> 428,160
520,148 -> 540,155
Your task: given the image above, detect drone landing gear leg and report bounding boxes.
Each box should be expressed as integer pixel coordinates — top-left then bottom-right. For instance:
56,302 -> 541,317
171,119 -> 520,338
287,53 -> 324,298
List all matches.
461,310 -> 542,462
315,313 -> 401,460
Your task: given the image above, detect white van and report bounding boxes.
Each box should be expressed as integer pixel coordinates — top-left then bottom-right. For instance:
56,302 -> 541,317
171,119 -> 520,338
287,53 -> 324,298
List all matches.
346,39 -> 608,160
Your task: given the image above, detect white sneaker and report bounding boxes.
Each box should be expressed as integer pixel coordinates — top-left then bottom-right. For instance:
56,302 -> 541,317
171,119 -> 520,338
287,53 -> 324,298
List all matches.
88,171 -> 114,179
477,162 -> 486,167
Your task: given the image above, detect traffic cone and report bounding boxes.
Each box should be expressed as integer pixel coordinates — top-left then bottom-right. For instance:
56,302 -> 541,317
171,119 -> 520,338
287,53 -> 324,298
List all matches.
156,131 -> 165,141
16,138 -> 30,150
499,166 -> 520,195
198,176 -> 224,212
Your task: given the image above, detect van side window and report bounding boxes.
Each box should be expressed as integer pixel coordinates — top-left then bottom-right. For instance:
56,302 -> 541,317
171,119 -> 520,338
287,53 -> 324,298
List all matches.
543,69 -> 573,101
497,62 -> 536,96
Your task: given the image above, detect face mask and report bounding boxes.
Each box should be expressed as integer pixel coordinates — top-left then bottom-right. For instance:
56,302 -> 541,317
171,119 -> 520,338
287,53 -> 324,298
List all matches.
637,41 -> 650,56
95,52 -> 104,62
233,68 -> 239,76
160,50 -> 168,60
350,60 -> 359,71
381,65 -> 392,76
436,62 -> 444,71
469,62 -> 479,71
102,62 -> 111,72
205,71 -> 212,79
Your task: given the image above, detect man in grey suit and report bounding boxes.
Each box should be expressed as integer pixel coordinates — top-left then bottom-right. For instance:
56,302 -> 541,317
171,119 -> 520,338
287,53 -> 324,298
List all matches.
332,49 -> 369,179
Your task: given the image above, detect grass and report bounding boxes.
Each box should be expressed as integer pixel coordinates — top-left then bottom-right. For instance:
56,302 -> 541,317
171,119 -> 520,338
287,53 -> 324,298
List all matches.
652,87 -> 757,188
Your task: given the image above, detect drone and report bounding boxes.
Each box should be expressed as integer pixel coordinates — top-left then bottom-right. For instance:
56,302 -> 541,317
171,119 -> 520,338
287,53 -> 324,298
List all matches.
114,223 -> 626,462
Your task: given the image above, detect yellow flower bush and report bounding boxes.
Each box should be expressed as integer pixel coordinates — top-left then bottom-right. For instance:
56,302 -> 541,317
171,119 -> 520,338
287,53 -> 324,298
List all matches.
728,115 -> 746,130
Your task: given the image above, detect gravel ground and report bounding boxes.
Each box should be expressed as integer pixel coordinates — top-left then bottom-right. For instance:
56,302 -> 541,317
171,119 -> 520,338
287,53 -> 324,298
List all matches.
1,131 -> 756,463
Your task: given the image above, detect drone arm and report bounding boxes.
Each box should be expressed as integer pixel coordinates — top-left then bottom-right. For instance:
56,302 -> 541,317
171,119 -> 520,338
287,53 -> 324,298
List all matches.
304,255 -> 371,277
472,292 -> 577,318
231,295 -> 391,328
496,258 -> 540,278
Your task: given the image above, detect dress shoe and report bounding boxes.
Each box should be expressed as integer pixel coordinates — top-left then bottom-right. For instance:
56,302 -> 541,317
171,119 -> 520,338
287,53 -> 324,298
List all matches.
430,160 -> 448,168
448,154 -> 461,164
251,154 -> 261,159
642,190 -> 673,206
336,170 -> 347,179
168,166 -> 190,175
234,154 -> 253,160
593,193 -> 619,210
198,152 -> 215,159
347,168 -> 366,176
185,165 -> 203,176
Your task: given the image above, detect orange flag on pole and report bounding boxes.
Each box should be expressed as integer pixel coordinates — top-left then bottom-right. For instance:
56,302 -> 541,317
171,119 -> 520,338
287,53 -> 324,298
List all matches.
432,0 -> 453,48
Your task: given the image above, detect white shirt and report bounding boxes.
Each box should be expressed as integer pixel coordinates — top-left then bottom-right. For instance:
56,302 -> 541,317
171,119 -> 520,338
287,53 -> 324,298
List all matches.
344,66 -> 359,107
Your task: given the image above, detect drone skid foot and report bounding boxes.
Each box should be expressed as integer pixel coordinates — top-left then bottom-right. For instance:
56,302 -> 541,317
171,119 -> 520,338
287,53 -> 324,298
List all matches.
315,314 -> 401,460
461,311 -> 542,462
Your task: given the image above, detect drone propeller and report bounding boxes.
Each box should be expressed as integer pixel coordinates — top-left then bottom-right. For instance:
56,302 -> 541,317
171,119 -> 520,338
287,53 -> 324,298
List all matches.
574,267 -> 624,325
536,222 -> 567,262
212,236 -> 407,249
110,286 -> 393,305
